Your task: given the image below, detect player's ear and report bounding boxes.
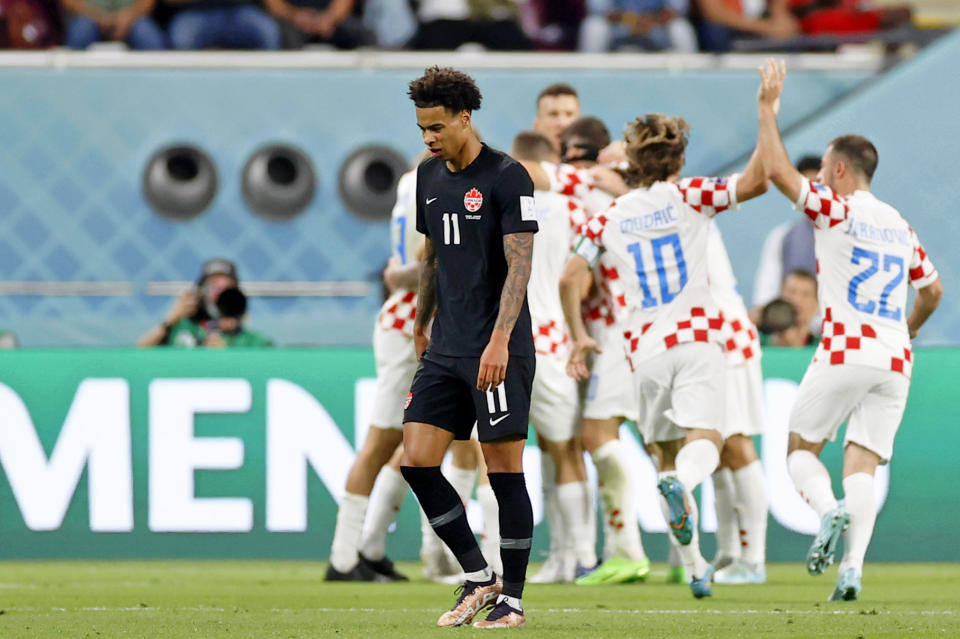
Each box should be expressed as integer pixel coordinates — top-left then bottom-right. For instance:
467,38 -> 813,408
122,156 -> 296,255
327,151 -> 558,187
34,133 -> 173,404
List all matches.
460,110 -> 471,129
835,158 -> 846,180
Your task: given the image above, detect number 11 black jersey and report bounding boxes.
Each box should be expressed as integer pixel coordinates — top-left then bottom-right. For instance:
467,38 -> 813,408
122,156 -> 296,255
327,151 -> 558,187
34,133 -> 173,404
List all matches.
416,145 -> 538,358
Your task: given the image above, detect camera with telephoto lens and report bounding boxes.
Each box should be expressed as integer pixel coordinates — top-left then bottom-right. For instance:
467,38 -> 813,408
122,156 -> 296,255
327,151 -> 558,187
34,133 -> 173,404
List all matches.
207,287 -> 247,331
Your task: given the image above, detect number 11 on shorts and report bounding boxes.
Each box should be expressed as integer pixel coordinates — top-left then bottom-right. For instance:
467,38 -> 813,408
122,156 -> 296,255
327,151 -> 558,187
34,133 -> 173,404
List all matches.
485,384 -> 508,414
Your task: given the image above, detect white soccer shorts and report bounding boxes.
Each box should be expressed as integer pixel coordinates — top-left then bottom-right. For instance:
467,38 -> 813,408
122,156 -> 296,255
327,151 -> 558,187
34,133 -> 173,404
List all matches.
722,357 -> 765,439
789,362 -> 910,463
634,341 -> 726,445
530,352 -> 580,443
370,324 -> 418,429
582,327 -> 638,422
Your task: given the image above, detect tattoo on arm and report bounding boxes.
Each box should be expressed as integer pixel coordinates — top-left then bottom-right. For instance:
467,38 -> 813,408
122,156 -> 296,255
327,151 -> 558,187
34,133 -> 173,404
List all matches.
495,232 -> 534,336
415,237 -> 437,330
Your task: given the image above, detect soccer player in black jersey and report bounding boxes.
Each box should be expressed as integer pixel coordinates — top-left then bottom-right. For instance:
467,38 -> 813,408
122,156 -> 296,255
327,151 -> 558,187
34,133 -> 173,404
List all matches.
399,67 -> 538,630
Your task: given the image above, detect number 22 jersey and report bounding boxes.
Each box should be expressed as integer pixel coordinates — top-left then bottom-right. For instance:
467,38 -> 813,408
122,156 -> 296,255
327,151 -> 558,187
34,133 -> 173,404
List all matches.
794,178 -> 938,377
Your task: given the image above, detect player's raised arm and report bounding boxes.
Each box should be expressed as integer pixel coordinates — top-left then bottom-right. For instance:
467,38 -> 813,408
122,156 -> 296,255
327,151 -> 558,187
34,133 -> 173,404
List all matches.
413,236 -> 437,360
736,147 -> 769,203
756,59 -> 804,204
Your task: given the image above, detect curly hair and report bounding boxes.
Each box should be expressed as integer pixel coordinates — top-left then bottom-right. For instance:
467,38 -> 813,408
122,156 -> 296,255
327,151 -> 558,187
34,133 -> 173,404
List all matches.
623,114 -> 689,188
408,66 -> 482,113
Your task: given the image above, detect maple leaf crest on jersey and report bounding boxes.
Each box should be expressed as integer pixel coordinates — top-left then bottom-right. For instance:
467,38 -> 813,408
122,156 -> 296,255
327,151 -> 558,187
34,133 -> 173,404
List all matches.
464,188 -> 483,212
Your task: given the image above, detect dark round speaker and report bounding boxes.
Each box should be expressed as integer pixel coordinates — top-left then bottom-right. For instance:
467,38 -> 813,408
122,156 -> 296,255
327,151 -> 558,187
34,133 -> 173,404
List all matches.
338,145 -> 408,220
142,144 -> 218,220
242,144 -> 316,221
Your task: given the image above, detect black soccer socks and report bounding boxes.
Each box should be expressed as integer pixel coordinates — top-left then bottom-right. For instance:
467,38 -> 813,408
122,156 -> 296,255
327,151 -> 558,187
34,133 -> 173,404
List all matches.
488,472 -> 533,599
401,465 -> 486,573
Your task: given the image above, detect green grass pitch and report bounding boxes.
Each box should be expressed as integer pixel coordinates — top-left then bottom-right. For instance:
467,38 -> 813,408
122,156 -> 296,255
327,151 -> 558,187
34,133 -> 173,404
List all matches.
1,562 -> 957,638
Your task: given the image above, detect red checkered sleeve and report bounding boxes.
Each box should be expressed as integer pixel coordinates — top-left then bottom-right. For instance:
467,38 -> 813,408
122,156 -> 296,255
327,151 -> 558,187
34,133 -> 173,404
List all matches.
794,178 -> 850,229
567,197 -> 588,240
676,175 -> 739,218
573,210 -> 608,267
554,164 -> 593,199
908,227 -> 938,288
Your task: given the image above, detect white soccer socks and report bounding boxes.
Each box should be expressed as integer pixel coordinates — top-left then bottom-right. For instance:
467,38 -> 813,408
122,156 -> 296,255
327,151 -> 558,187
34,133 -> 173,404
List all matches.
592,439 -> 647,561
330,493 -> 369,572
675,439 -> 720,494
839,472 -> 876,575
359,466 -> 408,561
732,460 -> 768,567
540,454 -> 569,560
477,482 -> 503,575
445,464 -> 477,505
711,467 -> 740,566
787,450 -> 839,519
556,481 -> 598,569
660,438 -> 720,583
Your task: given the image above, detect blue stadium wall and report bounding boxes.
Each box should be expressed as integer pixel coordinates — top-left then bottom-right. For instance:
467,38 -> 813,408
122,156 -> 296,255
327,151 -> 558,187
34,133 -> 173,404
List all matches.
0,35 -> 957,346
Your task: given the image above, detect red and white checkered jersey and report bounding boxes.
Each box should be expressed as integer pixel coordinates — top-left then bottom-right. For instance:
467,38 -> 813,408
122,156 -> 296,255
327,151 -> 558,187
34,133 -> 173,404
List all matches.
581,252 -> 630,334
546,161 -> 616,216
795,178 -> 938,377
542,162 -> 627,336
528,190 -> 587,360
574,175 -> 741,366
377,169 -> 423,338
707,222 -> 760,367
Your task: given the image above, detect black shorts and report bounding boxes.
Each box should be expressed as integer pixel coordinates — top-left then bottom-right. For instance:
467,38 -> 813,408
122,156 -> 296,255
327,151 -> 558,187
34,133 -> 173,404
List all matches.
403,350 -> 534,443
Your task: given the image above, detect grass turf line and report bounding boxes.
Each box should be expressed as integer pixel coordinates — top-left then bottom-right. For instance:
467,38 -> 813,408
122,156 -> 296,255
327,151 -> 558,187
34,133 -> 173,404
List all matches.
0,562 -> 958,638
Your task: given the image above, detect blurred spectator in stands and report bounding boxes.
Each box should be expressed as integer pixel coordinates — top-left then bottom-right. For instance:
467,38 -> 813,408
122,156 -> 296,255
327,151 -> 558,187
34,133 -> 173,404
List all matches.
789,0 -> 911,36
265,0 -> 374,49
780,268 -> 818,344
165,0 -> 280,49
362,0 -> 416,48
0,0 -> 61,47
579,0 -> 697,52
752,154 -> 820,312
757,297 -> 811,346
0,330 -> 18,348
138,258 -> 270,347
60,0 -> 165,49
692,0 -> 798,51
411,0 -> 533,50
520,0 -> 585,50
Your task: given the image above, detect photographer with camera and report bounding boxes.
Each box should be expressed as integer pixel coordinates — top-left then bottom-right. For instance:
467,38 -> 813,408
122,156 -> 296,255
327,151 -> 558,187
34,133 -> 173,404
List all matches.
137,258 -> 272,348
200,285 -> 273,348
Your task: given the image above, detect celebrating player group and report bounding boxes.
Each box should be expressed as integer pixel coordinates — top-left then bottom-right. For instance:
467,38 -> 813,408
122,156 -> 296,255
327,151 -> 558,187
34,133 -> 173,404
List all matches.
324,60 -> 943,629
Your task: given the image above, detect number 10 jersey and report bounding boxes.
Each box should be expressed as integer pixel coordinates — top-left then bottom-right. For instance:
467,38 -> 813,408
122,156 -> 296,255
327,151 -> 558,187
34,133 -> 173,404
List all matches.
573,175 -> 741,368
